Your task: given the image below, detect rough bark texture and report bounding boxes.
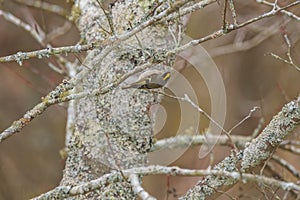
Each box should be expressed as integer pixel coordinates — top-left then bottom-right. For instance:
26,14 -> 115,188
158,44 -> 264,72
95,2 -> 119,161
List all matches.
60,0 -> 180,199
180,96 -> 300,200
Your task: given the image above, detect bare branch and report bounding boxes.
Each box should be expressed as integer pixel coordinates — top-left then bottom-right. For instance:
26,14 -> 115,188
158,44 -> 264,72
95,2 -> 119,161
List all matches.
209,21 -> 283,57
271,155 -> 300,179
170,1 -> 300,55
13,0 -> 68,17
257,0 -> 300,21
32,165 -> 300,200
181,95 -> 300,199
228,106 -> 260,134
222,0 -> 228,30
129,174 -> 156,200
151,134 -> 252,151
267,33 -> 300,72
229,0 -> 238,26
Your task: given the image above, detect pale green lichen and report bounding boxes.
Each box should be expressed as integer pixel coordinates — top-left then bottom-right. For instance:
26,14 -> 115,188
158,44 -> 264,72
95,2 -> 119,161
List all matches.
137,0 -> 156,12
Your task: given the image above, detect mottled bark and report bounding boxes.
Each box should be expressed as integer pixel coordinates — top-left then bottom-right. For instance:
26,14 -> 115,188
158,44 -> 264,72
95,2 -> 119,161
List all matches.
181,96 -> 300,200
60,0 -> 182,199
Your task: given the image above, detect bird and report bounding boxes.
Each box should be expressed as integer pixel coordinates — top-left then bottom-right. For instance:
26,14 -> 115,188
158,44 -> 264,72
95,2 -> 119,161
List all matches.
122,70 -> 171,89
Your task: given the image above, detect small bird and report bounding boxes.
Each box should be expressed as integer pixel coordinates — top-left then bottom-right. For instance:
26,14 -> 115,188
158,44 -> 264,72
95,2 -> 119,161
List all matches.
122,70 -> 171,89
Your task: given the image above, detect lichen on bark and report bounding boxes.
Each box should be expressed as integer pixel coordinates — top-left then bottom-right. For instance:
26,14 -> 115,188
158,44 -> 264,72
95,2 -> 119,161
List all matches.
60,0 -> 182,199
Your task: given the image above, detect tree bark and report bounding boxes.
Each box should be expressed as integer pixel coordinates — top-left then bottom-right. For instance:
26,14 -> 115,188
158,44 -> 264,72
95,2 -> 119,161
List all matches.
60,0 -> 183,198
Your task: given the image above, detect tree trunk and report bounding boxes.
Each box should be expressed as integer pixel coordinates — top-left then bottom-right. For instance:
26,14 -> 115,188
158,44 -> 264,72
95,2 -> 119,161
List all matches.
60,0 -> 183,198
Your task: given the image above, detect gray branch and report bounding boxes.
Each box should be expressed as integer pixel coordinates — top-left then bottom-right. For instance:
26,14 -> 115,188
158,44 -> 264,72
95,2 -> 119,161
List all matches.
181,95 -> 300,199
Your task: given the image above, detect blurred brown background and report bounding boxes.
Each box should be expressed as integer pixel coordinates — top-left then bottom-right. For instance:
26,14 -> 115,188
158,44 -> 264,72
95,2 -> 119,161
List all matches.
0,1 -> 77,199
0,1 -> 300,199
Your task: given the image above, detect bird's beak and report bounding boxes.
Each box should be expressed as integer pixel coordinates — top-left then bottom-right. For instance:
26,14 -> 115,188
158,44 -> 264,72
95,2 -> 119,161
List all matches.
163,72 -> 171,81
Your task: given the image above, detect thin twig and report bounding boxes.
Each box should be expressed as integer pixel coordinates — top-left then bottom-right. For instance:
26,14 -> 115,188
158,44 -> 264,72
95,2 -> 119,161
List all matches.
151,134 -> 252,152
267,52 -> 300,72
0,45 -> 116,142
266,32 -> 300,72
271,155 -> 300,179
228,0 -> 238,26
228,106 -> 260,134
0,0 -> 210,64
160,92 -> 238,152
0,9 -> 75,73
0,58 -> 152,142
13,0 -> 68,17
222,0 -> 228,30
129,174 -> 156,200
96,0 -> 115,35
1,0 -> 299,145
257,0 -> 300,21
251,117 -> 265,138
279,144 -> 300,155
32,165 -> 300,199
170,1 -> 300,55
209,21 -> 283,57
